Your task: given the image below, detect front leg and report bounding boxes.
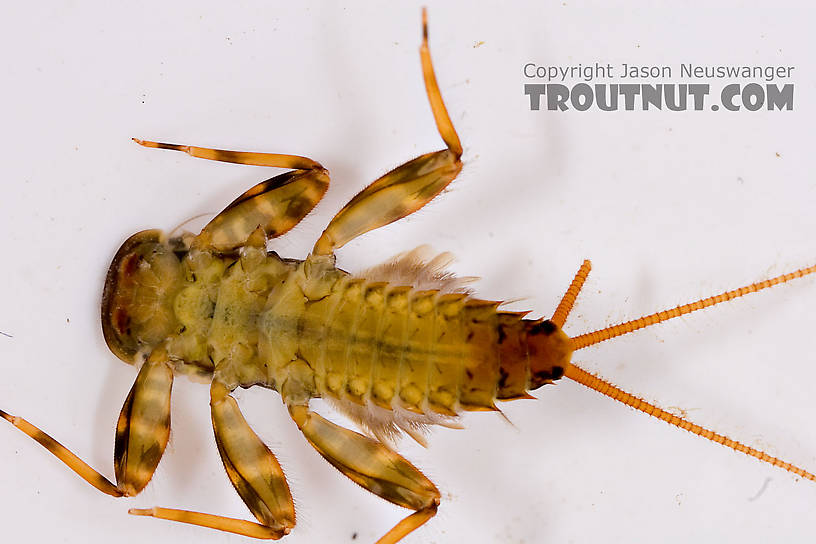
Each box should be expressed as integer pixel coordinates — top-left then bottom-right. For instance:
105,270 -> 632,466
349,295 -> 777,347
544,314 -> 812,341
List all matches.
114,349 -> 175,495
0,347 -> 174,498
289,403 -> 440,544
133,139 -> 330,252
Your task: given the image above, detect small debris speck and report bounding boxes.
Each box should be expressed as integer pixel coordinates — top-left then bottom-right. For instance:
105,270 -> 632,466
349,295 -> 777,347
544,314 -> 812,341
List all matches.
748,477 -> 771,501
0,331 -> 12,338
473,41 -> 485,48
775,152 -> 781,158
352,532 -> 358,540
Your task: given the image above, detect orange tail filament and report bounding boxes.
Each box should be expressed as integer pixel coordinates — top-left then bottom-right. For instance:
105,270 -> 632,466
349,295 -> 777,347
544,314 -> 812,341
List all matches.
563,364 -> 816,481
551,259 -> 592,328
551,259 -> 816,483
571,263 -> 816,351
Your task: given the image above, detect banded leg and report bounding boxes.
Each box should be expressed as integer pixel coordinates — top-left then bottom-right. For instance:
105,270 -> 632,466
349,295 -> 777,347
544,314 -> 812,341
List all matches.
289,404 -> 440,544
0,349 -> 174,498
133,139 -> 322,170
130,381 -> 295,539
312,8 -> 463,255
133,139 -> 330,252
114,350 -> 174,495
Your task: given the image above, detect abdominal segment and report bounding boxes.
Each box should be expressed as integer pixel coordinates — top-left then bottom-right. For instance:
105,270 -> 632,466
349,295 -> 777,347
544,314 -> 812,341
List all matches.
194,250 -> 537,418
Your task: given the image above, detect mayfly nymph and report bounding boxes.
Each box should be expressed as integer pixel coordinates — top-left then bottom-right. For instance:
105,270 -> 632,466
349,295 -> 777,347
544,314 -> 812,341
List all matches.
2,8 -> 814,544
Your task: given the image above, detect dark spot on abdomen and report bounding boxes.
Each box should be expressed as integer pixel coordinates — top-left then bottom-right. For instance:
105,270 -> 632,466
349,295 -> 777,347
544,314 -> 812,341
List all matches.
528,320 -> 556,336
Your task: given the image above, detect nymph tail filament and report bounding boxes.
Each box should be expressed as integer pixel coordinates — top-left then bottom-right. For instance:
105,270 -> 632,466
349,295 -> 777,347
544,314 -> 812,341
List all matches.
571,263 -> 816,350
554,259 -> 816,481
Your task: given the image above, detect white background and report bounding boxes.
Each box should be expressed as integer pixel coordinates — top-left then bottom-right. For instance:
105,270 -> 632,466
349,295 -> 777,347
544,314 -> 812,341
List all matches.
1,1 -> 814,543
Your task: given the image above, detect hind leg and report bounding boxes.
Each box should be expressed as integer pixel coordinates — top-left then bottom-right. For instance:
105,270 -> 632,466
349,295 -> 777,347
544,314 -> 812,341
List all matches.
288,403 -> 439,544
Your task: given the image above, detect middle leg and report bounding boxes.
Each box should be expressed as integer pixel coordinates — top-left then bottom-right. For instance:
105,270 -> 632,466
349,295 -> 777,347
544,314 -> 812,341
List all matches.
129,380 -> 295,539
312,9 -> 463,255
